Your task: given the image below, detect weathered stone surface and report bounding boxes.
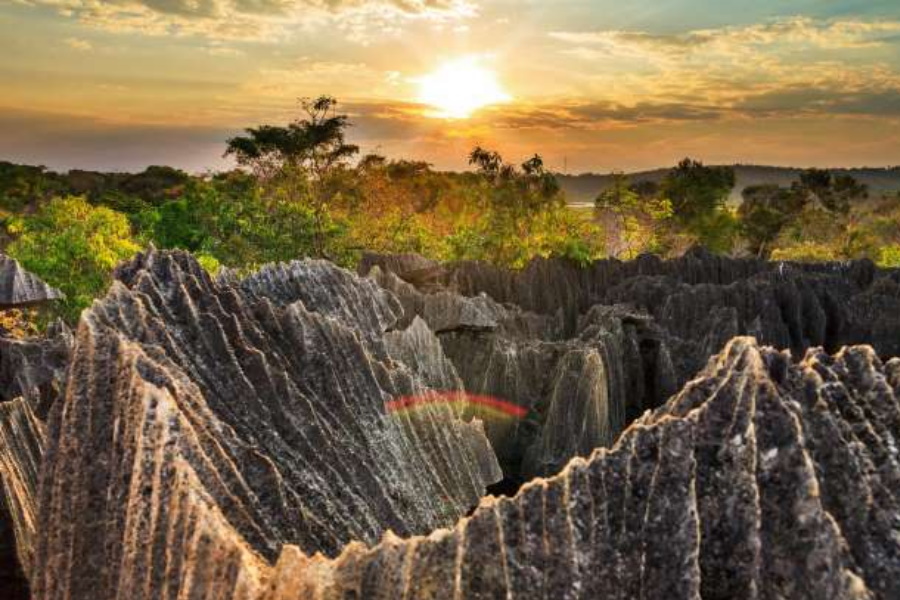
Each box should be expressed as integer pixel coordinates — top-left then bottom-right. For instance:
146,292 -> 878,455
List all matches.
0,397 -> 44,600
261,337 -> 898,599
30,250 -> 500,600
1,249 -> 895,599
0,255 -> 63,309
363,250 -> 899,480
0,320 -> 72,416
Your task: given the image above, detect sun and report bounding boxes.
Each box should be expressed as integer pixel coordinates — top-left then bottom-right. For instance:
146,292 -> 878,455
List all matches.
417,57 -> 511,119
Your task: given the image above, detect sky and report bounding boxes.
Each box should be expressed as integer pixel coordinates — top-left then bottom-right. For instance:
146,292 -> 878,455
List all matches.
2,0 -> 900,173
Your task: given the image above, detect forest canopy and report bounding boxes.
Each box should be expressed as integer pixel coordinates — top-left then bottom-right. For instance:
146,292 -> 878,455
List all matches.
1,97 -> 897,324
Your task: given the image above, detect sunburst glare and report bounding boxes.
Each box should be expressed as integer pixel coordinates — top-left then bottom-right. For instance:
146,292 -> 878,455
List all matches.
416,56 -> 511,119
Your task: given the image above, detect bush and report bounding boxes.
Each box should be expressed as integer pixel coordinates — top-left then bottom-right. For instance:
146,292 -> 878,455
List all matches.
878,245 -> 900,268
6,196 -> 140,322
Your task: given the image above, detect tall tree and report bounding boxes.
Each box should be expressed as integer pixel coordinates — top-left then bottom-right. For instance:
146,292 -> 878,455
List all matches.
738,184 -> 808,257
661,158 -> 735,223
225,96 -> 359,257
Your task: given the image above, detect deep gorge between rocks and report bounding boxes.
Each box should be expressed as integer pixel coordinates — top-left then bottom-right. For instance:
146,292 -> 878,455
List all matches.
1,247 -> 900,599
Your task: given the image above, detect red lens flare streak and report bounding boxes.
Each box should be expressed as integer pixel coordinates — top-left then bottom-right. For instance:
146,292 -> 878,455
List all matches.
385,391 -> 527,419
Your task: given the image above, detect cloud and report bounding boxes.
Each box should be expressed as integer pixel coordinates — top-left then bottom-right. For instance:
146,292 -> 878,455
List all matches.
63,37 -> 92,51
22,0 -> 477,41
243,60 -> 405,99
546,16 -> 900,124
550,17 -> 900,58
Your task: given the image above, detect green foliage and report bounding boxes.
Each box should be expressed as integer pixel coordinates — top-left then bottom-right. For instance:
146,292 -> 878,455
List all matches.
2,99 -> 898,332
799,169 -> 868,214
137,173 -> 344,270
878,245 -> 900,268
662,159 -> 735,223
226,96 -> 359,256
738,184 -> 808,256
770,241 -> 837,263
5,196 -> 140,322
0,161 -> 65,212
443,148 -> 601,267
594,172 -> 673,259
661,158 -> 736,251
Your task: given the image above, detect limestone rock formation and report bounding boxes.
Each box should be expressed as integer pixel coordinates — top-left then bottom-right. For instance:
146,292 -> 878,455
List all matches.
362,250 -> 900,480
30,250 -> 500,600
0,397 -> 44,599
0,321 -> 72,416
0,249 -> 895,599
262,337 -> 900,600
0,255 -> 63,309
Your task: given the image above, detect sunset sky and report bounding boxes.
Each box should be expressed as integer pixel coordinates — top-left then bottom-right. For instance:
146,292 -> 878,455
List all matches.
2,0 -> 900,173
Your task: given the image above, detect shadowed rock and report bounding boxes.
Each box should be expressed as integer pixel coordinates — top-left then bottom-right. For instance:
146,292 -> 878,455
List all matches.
30,250 -> 500,600
363,250 -> 899,480
0,255 -> 63,310
0,321 -> 72,417
0,397 -> 44,600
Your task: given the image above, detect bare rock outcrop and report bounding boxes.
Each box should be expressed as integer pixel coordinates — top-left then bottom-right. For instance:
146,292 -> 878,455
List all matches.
362,250 -> 900,481
26,334 -> 893,599
369,263 -> 678,480
262,337 -> 900,600
30,250 -> 500,600
0,397 -> 44,599
0,255 -> 63,309
0,321 -> 72,416
0,249 -> 894,599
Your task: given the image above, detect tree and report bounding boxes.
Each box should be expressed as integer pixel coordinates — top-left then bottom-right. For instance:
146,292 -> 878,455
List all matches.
452,147 -> 598,266
5,196 -> 140,322
660,158 -> 736,251
738,184 -> 808,257
225,96 -> 359,257
594,172 -> 673,259
662,159 -> 735,222
798,169 -> 867,214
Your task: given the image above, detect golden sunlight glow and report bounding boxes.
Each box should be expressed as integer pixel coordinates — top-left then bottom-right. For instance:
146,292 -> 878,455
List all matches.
417,56 -> 511,119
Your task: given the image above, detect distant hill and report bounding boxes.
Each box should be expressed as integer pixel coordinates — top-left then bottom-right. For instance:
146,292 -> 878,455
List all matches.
557,165 -> 900,206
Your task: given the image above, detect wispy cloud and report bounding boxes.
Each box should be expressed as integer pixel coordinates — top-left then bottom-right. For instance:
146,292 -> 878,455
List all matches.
547,17 -> 900,122
21,0 -> 477,41
550,17 -> 900,56
63,36 -> 92,51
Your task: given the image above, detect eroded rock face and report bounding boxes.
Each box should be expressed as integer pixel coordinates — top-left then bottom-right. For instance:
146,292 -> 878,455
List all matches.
3,250 -> 897,599
0,397 -> 44,600
0,255 -> 63,309
263,338 -> 900,600
30,250 -> 500,600
362,250 -> 900,481
0,321 -> 72,416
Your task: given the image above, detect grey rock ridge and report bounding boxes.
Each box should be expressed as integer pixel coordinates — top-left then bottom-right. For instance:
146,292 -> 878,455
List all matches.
0,397 -> 43,599
0,321 -> 72,417
361,249 -> 900,480
26,332 -> 900,599
259,338 -> 900,600
0,249 -> 897,599
29,250 -> 500,600
0,255 -> 63,309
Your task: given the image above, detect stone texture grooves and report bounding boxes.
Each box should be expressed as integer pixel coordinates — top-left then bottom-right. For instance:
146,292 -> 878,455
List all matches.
0,397 -> 44,600
30,250 -> 500,600
362,248 -> 900,361
263,338 -> 899,600
367,262 -> 679,480
0,254 -> 63,309
361,250 -> 900,479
